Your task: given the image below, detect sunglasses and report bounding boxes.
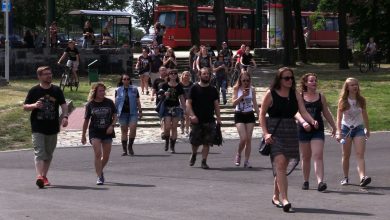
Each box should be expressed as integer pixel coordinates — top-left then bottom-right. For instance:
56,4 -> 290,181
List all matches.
169,72 -> 178,75
281,76 -> 294,81
122,78 -> 131,81
242,79 -> 250,82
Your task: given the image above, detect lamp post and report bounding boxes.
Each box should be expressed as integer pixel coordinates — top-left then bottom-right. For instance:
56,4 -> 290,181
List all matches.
4,0 -> 10,82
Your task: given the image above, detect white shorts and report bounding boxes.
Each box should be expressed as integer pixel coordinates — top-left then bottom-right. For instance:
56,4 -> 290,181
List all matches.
66,60 -> 79,71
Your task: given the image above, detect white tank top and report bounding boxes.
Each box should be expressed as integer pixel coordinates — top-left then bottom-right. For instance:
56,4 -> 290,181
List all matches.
341,98 -> 364,127
235,87 -> 254,112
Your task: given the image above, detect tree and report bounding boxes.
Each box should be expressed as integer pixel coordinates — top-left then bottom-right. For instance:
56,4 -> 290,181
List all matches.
130,0 -> 154,33
338,0 -> 349,69
188,0 -> 200,46
282,0 -> 295,66
292,0 -> 307,63
213,0 -> 227,51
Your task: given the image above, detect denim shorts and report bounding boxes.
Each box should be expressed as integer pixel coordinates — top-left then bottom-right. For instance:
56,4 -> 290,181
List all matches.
298,129 -> 325,142
341,124 -> 365,138
90,137 -> 113,145
118,113 -> 138,126
163,106 -> 183,118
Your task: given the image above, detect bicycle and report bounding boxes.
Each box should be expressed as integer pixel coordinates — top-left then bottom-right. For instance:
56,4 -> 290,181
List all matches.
359,52 -> 380,73
230,65 -> 240,87
59,64 -> 79,91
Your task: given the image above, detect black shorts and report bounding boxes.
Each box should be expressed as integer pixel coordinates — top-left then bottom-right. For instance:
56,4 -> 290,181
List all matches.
234,111 -> 256,124
190,122 -> 216,146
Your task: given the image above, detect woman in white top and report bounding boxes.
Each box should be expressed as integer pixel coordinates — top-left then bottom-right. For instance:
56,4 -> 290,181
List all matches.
231,71 -> 260,168
336,77 -> 371,187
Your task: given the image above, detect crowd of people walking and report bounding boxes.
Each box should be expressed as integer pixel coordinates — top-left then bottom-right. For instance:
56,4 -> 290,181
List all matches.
24,35 -> 372,213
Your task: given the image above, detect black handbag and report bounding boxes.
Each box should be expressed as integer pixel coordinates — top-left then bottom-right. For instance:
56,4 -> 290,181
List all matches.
213,123 -> 223,146
259,118 -> 282,156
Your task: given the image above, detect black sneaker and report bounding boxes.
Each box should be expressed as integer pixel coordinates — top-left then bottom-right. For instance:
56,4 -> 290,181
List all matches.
317,182 -> 327,192
189,154 -> 197,166
360,176 -> 371,187
302,181 -> 309,190
36,176 -> 44,189
201,160 -> 209,169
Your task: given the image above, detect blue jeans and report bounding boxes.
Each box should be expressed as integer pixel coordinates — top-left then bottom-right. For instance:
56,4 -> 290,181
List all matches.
216,79 -> 227,103
341,124 -> 365,138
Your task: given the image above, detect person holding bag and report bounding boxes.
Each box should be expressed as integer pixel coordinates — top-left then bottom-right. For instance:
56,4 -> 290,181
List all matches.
259,67 -> 318,212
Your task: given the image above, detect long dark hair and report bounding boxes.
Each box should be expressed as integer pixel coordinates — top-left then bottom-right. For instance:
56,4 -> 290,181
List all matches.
117,74 -> 132,87
300,72 -> 317,92
270,67 -> 296,91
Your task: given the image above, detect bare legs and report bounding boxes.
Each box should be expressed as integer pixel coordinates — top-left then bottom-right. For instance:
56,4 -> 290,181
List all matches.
273,154 -> 289,206
300,139 -> 325,184
235,123 -> 254,164
91,139 -> 112,177
341,136 -> 367,180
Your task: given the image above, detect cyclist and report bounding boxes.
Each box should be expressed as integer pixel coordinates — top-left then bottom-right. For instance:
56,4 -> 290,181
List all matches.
363,37 -> 378,65
58,40 -> 80,86
239,46 -> 256,73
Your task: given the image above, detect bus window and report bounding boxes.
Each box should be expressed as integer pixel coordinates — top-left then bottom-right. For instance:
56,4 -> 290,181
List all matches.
241,14 -> 252,29
198,13 -> 208,28
208,14 -> 216,28
159,12 -> 176,28
177,11 -> 186,28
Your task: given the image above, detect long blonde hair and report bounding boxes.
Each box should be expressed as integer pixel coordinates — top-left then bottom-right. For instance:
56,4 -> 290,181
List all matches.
339,77 -> 366,111
87,82 -> 106,102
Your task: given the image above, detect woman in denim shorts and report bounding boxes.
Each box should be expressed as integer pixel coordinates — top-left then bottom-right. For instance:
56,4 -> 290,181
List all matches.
295,73 -> 336,192
161,69 -> 185,153
82,82 -> 117,185
115,74 -> 142,156
336,78 -> 371,187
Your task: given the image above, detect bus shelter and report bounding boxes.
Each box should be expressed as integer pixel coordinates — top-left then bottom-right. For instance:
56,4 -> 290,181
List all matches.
68,10 -> 133,48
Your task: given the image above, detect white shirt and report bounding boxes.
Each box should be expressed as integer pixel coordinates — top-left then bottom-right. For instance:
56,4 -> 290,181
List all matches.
341,98 -> 364,128
235,87 -> 253,112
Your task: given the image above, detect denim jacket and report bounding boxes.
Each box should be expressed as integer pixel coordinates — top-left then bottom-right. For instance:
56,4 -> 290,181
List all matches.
115,86 -> 138,116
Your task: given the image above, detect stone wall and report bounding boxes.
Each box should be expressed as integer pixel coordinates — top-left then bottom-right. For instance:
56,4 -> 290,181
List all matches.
0,48 -> 133,79
254,48 -> 352,64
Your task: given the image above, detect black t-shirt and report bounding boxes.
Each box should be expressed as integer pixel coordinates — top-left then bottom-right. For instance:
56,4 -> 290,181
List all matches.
188,83 -> 218,123
198,55 -> 211,68
163,55 -> 176,69
161,83 -> 184,107
180,82 -> 193,100
137,55 -> 152,74
213,61 -> 227,80
150,54 -> 163,73
153,78 -> 166,105
24,84 -> 66,135
84,98 -> 116,139
241,53 -> 253,65
65,47 -> 79,61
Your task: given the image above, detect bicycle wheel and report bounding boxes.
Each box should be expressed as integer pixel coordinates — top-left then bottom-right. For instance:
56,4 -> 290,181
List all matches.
359,62 -> 369,73
372,61 -> 380,72
60,74 -> 67,91
230,69 -> 239,87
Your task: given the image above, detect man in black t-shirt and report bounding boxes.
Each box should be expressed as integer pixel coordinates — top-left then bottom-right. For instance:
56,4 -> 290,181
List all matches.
240,46 -> 257,73
186,67 -> 221,169
23,66 -> 68,188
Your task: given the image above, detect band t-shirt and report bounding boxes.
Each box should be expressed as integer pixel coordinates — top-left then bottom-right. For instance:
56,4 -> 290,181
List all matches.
188,83 -> 218,123
137,55 -> 152,74
24,84 -> 66,135
84,98 -> 116,139
153,78 -> 166,105
161,83 -> 184,107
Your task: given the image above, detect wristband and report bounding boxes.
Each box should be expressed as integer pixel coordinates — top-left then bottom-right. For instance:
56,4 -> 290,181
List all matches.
63,116 -> 68,119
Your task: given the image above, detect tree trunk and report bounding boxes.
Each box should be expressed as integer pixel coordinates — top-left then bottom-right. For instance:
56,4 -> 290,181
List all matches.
188,0 -> 200,46
292,0 -> 307,63
213,0 -> 227,51
338,0 -> 349,69
282,0 -> 295,66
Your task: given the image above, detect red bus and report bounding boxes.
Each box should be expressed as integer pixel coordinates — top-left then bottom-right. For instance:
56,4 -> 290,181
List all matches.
155,5 -> 339,49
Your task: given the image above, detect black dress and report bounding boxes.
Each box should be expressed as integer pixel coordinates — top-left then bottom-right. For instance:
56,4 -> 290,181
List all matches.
267,89 -> 299,176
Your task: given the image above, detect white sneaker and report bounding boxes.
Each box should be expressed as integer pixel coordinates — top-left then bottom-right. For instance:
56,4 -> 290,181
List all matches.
340,177 -> 349,185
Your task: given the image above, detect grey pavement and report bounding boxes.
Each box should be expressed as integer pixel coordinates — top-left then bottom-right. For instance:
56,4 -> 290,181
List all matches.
0,133 -> 389,220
